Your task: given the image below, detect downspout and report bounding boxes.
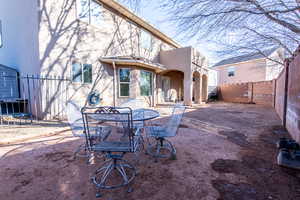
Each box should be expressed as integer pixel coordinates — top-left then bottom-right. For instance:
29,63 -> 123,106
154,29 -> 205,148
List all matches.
113,61 -> 116,107
152,73 -> 156,107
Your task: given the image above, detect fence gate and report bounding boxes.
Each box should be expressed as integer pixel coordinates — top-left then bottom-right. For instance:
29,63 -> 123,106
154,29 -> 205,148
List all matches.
0,74 -> 71,125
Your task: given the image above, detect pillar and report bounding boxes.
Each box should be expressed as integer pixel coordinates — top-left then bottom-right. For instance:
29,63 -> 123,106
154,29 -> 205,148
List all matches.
184,72 -> 193,106
194,73 -> 202,104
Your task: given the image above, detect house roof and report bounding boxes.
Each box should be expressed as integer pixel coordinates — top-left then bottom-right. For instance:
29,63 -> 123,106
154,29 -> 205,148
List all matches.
98,0 -> 181,49
100,56 -> 167,72
213,48 -> 277,68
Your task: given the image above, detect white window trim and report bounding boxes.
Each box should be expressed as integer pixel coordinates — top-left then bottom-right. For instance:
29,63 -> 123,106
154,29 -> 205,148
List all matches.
140,70 -> 153,96
118,68 -> 131,97
140,30 -> 153,50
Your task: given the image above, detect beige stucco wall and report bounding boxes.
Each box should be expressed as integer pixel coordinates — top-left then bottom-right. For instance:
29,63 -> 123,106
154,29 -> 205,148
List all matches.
216,59 -> 267,85
156,71 -> 184,104
159,47 -> 193,105
36,0 -> 177,116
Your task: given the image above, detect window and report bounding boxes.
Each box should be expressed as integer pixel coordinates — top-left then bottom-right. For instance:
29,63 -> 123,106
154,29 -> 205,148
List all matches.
227,66 -> 235,77
119,68 -> 130,97
72,63 -> 92,83
140,70 -> 152,96
90,0 -> 102,26
83,64 -> 93,83
0,20 -> 3,48
140,30 -> 152,50
76,0 -> 103,26
77,0 -> 90,23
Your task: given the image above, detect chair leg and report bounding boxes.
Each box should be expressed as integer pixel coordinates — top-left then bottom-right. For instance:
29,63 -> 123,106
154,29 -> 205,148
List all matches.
146,137 -> 176,161
165,139 -> 177,160
92,157 -> 136,196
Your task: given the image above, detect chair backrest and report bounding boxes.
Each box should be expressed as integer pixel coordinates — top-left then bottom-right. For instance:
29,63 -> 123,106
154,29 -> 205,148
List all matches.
164,105 -> 186,137
81,106 -> 136,152
66,100 -> 85,137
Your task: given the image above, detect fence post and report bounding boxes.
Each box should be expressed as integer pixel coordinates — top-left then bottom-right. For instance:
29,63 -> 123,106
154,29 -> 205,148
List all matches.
249,82 -> 254,103
283,59 -> 290,128
26,74 -> 33,123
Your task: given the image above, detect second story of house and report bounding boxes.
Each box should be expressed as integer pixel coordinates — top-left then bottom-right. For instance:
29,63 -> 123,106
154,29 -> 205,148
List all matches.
212,48 -> 284,85
38,0 -> 184,75
0,0 -> 209,83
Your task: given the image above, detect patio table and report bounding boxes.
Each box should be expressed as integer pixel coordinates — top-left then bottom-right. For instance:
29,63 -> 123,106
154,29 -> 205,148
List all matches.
131,108 -> 160,121
88,108 -> 160,122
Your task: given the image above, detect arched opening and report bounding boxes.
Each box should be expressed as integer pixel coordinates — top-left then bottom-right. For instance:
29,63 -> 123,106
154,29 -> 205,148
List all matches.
158,70 -> 184,103
193,71 -> 202,103
202,74 -> 208,102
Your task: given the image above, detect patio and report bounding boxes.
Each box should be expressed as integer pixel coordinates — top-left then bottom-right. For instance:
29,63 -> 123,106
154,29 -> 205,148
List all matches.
0,103 -> 299,200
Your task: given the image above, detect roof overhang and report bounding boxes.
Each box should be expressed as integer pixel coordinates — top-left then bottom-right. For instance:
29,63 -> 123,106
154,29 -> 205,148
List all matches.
97,0 -> 181,49
100,56 -> 167,73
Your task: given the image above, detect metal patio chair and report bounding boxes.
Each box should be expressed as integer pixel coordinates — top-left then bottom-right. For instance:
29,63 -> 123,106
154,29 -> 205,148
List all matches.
81,106 -> 142,197
145,105 -> 186,161
66,100 -> 110,159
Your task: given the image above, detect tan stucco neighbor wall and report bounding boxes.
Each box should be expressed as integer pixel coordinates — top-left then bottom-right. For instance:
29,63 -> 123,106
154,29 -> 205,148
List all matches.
216,59 -> 267,85
215,49 -> 284,86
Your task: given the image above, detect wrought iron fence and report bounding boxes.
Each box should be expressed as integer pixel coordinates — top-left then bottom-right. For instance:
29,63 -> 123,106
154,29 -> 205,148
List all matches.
0,74 -> 71,125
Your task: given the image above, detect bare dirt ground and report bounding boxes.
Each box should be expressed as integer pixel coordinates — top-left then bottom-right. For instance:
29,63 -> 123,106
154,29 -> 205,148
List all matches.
0,121 -> 69,144
1,102 -> 300,200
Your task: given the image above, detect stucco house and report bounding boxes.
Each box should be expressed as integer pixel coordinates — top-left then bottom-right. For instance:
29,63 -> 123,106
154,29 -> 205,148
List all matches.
213,48 -> 284,85
0,0 -> 209,118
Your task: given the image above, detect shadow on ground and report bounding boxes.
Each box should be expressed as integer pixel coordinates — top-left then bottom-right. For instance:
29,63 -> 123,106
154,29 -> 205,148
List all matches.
1,103 -> 300,200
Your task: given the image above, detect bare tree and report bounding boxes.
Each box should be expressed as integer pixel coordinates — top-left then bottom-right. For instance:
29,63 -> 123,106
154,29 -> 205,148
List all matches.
124,0 -> 300,61
117,0 -> 142,13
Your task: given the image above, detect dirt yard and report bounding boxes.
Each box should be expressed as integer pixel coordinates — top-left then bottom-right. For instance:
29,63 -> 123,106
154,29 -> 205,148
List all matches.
1,102 -> 300,200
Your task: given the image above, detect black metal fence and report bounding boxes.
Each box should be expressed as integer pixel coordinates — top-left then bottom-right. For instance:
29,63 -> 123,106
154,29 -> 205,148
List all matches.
0,74 -> 71,125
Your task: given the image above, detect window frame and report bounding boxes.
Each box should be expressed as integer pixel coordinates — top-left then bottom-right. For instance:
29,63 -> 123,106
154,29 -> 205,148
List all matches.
72,62 -> 93,84
118,68 -> 131,97
227,66 -> 235,77
140,70 -> 153,97
140,30 -> 152,50
82,64 -> 93,83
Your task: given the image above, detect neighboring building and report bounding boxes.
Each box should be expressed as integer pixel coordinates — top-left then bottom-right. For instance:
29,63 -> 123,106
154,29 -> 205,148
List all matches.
0,0 -> 209,118
207,68 -> 218,98
213,48 -> 284,85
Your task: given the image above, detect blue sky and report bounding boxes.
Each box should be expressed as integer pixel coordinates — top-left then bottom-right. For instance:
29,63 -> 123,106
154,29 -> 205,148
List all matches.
119,1 -> 218,64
